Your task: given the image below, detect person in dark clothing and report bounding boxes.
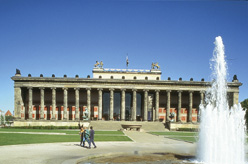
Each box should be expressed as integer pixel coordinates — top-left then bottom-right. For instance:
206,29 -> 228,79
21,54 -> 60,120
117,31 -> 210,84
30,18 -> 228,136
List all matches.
88,126 -> 97,149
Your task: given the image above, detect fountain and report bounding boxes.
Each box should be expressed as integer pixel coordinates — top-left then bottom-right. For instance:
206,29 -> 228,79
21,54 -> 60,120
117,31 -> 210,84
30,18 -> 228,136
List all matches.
197,36 -> 246,164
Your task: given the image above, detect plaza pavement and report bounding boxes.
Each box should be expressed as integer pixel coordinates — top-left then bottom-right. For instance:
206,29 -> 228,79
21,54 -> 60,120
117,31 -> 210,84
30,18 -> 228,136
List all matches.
0,131 -> 196,164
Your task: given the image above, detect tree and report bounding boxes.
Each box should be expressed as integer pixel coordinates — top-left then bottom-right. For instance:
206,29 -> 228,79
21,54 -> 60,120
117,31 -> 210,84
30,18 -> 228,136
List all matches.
0,115 -> 4,125
241,99 -> 248,110
241,99 -> 248,129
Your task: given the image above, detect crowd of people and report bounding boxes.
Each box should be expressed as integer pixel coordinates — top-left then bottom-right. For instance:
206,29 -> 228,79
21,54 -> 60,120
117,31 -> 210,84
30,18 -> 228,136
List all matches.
79,125 -> 97,149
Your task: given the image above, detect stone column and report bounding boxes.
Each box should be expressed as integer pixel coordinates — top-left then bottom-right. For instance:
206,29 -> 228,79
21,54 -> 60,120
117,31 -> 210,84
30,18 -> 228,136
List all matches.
233,92 -> 239,105
98,88 -> 103,120
143,90 -> 148,121
155,90 -> 160,122
14,86 -> 22,119
86,88 -> 91,120
121,89 -> 126,121
132,89 -> 137,121
109,88 -> 114,121
200,91 -> 205,105
177,91 -> 182,122
63,88 -> 68,120
51,87 -> 56,120
166,90 -> 171,122
188,91 -> 193,122
28,87 -> 33,120
39,87 -> 45,120
75,88 -> 80,121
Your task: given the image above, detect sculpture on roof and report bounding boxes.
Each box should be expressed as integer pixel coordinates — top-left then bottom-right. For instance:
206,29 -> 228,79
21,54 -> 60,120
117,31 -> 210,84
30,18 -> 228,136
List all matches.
16,69 -> 21,75
94,61 -> 103,68
152,62 -> 160,69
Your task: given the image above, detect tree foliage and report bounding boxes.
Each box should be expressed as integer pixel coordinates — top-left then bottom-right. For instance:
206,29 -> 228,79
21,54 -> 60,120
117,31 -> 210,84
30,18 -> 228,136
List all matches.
241,99 -> 248,110
241,99 -> 248,129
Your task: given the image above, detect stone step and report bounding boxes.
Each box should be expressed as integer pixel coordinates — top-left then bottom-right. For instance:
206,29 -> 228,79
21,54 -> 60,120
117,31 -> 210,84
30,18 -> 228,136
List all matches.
88,121 -> 168,132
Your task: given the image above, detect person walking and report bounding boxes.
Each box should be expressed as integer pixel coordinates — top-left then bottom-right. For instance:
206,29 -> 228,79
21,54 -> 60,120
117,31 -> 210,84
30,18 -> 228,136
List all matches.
84,127 -> 90,148
79,126 -> 84,147
89,126 -> 97,149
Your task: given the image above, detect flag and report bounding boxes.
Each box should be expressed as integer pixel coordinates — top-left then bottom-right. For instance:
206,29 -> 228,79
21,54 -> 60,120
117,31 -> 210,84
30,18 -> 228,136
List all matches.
126,55 -> 129,67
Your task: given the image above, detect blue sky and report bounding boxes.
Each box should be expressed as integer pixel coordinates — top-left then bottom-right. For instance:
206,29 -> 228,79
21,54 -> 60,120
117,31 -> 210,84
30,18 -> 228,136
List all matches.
0,0 -> 247,113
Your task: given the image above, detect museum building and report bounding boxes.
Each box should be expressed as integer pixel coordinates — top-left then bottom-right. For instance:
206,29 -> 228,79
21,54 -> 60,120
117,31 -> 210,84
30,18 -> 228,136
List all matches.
11,64 -> 242,125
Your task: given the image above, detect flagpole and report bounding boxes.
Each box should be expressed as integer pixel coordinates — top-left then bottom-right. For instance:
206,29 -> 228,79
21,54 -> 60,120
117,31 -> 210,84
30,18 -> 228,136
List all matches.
126,54 -> 129,69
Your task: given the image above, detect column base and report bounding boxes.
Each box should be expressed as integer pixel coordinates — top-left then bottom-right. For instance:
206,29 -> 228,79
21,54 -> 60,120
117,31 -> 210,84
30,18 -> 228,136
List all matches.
14,117 -> 21,120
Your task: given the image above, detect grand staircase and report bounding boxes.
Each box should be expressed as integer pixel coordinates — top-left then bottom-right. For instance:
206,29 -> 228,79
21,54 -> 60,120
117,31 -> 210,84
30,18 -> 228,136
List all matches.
88,121 -> 168,132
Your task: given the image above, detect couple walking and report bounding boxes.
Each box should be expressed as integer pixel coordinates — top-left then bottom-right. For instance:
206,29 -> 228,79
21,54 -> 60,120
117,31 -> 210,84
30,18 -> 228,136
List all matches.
80,126 -> 97,149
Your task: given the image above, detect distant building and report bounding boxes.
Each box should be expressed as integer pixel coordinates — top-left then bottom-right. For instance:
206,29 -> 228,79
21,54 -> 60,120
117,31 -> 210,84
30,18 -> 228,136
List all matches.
5,110 -> 12,116
11,63 -> 242,127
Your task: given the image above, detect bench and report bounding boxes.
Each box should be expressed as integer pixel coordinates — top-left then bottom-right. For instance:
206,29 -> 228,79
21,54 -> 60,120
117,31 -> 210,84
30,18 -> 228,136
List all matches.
121,124 -> 142,131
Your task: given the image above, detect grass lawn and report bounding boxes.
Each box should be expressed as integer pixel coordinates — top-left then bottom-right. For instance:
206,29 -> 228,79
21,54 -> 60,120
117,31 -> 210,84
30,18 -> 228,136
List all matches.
0,128 -> 124,135
0,129 -> 131,146
149,131 -> 198,143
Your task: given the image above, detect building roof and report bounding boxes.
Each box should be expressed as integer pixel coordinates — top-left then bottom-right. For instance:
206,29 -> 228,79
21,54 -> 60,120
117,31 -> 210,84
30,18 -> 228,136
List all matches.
5,110 -> 12,116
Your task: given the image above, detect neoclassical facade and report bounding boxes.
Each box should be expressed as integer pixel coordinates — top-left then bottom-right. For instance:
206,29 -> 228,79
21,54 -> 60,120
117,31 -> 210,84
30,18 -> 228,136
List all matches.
12,66 -> 242,124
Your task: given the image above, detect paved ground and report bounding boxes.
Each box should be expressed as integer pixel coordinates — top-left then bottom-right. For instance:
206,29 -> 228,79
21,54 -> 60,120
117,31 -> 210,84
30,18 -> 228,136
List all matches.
0,131 -> 196,164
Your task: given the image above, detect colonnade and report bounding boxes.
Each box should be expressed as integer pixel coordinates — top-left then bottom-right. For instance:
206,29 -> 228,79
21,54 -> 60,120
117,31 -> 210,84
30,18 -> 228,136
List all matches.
15,86 -> 212,123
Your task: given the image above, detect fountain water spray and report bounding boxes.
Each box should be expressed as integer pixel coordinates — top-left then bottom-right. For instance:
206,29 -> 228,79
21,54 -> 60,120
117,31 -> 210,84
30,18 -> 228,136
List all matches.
197,36 -> 246,164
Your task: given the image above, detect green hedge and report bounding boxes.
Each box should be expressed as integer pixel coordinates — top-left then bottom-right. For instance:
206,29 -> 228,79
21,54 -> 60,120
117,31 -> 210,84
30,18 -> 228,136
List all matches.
177,128 -> 198,132
2,126 -> 79,130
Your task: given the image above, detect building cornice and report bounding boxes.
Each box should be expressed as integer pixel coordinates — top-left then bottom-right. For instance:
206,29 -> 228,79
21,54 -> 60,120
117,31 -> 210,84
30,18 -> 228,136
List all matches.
11,76 -> 242,88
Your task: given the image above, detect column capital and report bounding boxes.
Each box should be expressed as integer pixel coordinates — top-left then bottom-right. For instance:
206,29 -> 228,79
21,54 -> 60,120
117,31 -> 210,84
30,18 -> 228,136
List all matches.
27,87 -> 33,90
155,90 -> 160,92
109,88 -> 115,91
74,88 -> 80,91
39,87 -> 45,90
97,88 -> 103,91
62,87 -> 68,91
132,89 -> 137,92
51,87 -> 56,90
200,90 -> 205,94
177,90 -> 183,93
166,90 -> 171,93
86,88 -> 91,91
121,89 -> 126,91
189,90 -> 194,93
143,89 -> 149,92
